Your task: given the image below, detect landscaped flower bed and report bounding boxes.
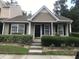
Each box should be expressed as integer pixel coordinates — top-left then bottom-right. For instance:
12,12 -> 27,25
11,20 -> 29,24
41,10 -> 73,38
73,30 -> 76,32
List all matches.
41,36 -> 79,47
0,35 -> 32,45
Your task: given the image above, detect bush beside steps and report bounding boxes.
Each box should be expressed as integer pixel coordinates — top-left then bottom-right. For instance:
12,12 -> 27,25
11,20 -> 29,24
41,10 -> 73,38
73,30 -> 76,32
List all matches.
41,36 -> 79,47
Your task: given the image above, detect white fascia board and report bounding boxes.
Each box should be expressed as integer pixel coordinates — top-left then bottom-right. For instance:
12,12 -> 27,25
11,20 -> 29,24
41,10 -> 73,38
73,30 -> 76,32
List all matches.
57,20 -> 73,23
31,21 -> 57,23
3,21 -> 29,23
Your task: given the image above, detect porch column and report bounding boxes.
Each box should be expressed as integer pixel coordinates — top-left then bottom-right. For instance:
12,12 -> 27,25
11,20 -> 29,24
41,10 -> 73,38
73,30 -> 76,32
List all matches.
28,22 -> 31,35
69,23 -> 72,33
66,24 -> 69,36
2,23 -> 5,35
51,22 -> 53,36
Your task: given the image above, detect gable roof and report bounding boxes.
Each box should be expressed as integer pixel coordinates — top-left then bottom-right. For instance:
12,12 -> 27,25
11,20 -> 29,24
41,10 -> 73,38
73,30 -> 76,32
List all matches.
30,5 -> 73,23
30,6 -> 60,21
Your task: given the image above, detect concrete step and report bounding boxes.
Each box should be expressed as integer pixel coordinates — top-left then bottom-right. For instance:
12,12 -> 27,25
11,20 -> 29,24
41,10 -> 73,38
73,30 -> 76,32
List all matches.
31,43 -> 41,46
30,46 -> 42,49
28,52 -> 42,55
33,39 -> 41,43
29,49 -> 42,54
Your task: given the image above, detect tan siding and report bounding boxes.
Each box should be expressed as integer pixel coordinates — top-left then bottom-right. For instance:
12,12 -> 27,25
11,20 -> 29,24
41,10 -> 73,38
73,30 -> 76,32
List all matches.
1,8 -> 10,18
33,12 -> 56,22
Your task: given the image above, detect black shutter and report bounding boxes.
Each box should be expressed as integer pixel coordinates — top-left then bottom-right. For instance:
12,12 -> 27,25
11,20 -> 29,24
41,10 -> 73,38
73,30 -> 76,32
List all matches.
25,24 -> 26,34
42,24 -> 44,35
9,23 -> 11,34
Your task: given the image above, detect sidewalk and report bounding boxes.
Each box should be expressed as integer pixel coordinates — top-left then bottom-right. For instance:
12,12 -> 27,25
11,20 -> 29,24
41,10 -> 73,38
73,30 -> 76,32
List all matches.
0,55 -> 75,59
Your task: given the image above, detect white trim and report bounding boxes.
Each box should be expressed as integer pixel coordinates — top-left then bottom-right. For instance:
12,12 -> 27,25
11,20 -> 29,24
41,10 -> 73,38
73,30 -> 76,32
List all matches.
69,23 -> 72,33
40,25 -> 42,37
32,21 -> 57,22
66,24 -> 69,36
57,20 -> 73,23
28,22 -> 31,35
51,22 -> 53,36
2,23 -> 5,35
3,21 -> 29,23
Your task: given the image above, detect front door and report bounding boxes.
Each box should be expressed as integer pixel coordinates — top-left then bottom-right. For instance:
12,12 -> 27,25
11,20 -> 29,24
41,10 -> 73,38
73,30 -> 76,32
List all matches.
35,25 -> 40,37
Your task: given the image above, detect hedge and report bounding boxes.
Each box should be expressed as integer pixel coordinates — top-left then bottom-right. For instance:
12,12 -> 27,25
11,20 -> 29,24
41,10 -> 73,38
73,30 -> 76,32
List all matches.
41,36 -> 79,47
0,35 -> 32,45
70,33 -> 79,38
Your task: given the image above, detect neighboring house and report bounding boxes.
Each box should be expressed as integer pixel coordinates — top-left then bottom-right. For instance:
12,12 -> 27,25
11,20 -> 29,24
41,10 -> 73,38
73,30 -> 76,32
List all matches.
0,0 -> 23,34
0,0 -> 22,18
1,6 -> 73,39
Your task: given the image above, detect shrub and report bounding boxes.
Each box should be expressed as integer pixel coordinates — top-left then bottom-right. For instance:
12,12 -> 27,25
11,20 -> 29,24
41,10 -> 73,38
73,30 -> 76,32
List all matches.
41,36 -> 64,47
41,36 -> 79,47
0,35 -> 32,45
70,33 -> 79,38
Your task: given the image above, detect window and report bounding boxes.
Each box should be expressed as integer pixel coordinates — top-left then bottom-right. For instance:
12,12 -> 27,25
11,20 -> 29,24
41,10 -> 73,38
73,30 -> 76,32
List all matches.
11,24 -> 25,34
11,24 -> 17,33
18,24 -> 25,33
58,24 -> 64,35
44,24 -> 50,35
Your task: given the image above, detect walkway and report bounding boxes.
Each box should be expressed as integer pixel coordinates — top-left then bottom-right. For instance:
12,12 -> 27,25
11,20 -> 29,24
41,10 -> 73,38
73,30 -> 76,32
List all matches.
0,55 -> 75,59
28,39 -> 42,54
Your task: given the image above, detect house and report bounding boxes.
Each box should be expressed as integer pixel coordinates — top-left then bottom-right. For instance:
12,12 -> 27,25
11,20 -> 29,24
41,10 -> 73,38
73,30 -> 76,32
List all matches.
0,0 -> 22,34
1,6 -> 73,39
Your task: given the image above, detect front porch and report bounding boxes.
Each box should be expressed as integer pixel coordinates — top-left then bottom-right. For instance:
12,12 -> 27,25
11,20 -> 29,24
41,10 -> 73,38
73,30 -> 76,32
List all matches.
29,22 -> 71,39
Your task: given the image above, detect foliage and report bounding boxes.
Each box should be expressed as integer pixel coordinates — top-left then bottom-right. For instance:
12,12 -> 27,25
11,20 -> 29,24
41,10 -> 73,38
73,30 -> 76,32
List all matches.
0,35 -> 32,45
54,0 -> 69,17
68,6 -> 79,32
70,33 -> 79,37
71,0 -> 79,7
41,36 -> 79,47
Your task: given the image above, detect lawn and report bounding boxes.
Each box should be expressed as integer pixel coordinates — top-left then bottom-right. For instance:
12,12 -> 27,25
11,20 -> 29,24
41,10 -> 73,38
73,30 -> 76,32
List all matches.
0,45 -> 29,54
43,51 -> 76,55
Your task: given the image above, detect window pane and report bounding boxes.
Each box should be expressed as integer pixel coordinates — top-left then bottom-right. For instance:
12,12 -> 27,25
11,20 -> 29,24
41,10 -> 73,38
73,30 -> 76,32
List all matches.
58,24 -> 64,34
18,24 -> 25,34
11,24 -> 25,34
11,24 -> 17,34
44,24 -> 50,35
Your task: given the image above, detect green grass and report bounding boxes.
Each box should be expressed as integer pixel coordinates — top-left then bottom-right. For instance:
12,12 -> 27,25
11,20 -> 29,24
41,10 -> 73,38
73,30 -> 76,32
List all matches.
43,51 -> 76,55
0,45 -> 29,54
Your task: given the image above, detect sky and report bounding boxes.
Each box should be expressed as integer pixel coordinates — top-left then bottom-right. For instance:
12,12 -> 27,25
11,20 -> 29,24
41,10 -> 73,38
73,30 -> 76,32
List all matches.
3,0 -> 73,14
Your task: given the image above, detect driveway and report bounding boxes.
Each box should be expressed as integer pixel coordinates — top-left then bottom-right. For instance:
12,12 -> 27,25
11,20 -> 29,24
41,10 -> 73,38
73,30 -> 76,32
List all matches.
0,55 -> 75,59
